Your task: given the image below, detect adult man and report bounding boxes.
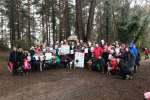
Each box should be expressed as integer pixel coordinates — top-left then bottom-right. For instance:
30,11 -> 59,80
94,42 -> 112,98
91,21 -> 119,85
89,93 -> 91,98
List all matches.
46,42 -> 50,47
94,44 -> 103,58
9,47 -> 19,75
129,43 -> 137,76
125,47 -> 135,79
75,43 -> 82,52
80,40 -> 83,47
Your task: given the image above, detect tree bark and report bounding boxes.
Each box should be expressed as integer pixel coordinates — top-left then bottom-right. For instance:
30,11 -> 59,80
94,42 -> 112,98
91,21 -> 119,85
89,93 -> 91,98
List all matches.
27,0 -> 31,45
59,0 -> 62,41
17,0 -> 21,39
45,0 -> 48,42
52,0 -> 56,44
86,0 -> 96,42
76,0 -> 85,41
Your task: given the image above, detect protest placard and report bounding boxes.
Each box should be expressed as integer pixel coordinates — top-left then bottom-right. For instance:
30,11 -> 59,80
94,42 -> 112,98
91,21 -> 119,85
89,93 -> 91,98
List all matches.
75,52 -> 84,68
61,45 -> 70,54
45,53 -> 52,60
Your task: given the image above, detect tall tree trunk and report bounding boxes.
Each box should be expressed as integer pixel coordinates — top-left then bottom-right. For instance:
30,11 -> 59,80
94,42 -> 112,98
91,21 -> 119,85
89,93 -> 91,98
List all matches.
76,0 -> 85,41
27,0 -> 31,45
49,23 -> 50,42
66,0 -> 70,39
52,0 -> 56,44
59,0 -> 62,41
86,0 -> 96,42
45,0 -> 48,42
17,0 -> 21,39
11,0 -> 14,48
42,14 -> 45,43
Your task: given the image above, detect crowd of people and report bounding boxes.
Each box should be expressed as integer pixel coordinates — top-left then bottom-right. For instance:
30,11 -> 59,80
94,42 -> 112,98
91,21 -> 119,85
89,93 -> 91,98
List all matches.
9,39 -> 142,79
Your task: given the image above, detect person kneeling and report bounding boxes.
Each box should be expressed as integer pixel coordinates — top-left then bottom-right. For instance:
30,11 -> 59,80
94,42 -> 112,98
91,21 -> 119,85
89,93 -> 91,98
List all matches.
61,52 -> 72,68
46,56 -> 60,69
97,55 -> 107,73
90,53 -> 97,71
117,58 -> 131,80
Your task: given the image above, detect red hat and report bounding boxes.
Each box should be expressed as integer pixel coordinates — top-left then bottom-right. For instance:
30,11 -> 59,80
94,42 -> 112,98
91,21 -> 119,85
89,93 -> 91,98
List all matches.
122,44 -> 125,47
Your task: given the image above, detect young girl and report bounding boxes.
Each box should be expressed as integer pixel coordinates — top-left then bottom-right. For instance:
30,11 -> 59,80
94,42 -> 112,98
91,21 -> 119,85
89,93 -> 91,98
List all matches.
39,52 -> 44,71
23,59 -> 30,75
27,53 -> 32,72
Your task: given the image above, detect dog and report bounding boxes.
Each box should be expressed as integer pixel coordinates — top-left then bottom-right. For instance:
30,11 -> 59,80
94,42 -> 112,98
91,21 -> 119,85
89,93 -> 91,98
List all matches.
17,66 -> 25,75
69,59 -> 79,69
87,60 -> 92,71
107,62 -> 111,75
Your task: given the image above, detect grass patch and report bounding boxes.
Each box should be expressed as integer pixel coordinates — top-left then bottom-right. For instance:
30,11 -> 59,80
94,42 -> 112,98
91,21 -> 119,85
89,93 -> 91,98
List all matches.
25,87 -> 30,91
0,58 -> 6,63
141,55 -> 150,60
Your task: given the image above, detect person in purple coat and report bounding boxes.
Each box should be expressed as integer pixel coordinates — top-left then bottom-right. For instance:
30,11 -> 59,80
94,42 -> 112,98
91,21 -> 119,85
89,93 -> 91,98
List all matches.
118,47 -> 125,61
61,52 -> 72,68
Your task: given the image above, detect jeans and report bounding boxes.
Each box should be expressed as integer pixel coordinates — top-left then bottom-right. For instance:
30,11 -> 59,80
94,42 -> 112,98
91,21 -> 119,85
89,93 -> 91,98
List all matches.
145,54 -> 149,59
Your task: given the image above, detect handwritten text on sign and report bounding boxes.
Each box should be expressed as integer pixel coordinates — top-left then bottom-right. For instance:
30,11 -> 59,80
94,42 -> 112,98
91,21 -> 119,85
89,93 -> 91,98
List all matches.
75,52 -> 84,68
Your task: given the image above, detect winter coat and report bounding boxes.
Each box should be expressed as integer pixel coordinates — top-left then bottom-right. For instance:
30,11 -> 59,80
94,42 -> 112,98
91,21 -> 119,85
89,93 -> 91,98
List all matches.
21,54 -> 28,62
97,58 -> 107,67
118,51 -> 125,60
61,55 -> 72,62
9,50 -> 19,62
74,46 -> 82,52
136,51 -> 141,65
70,45 -> 75,50
145,49 -> 149,55
102,52 -> 109,63
33,55 -> 40,64
46,56 -> 61,66
90,56 -> 97,64
125,51 -> 135,68
35,49 -> 41,56
30,50 -> 35,58
94,46 -> 103,58
129,43 -> 137,60
84,48 -> 91,61
23,59 -> 30,69
118,61 -> 131,73
110,59 -> 118,70
18,52 -> 23,62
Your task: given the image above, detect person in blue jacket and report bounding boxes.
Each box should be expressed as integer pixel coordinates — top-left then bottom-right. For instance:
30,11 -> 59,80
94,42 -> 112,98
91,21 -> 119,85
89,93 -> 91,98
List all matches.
129,43 -> 137,77
97,55 -> 107,73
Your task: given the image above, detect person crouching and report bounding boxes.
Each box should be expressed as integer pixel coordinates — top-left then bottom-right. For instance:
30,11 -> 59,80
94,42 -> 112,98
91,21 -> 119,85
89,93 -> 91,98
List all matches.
97,55 -> 107,73
117,58 -> 131,80
90,53 -> 97,71
46,56 -> 60,69
61,52 -> 72,68
23,59 -> 30,75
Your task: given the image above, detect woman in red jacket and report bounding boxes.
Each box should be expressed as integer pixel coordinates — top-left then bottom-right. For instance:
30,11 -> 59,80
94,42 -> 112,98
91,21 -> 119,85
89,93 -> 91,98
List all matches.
109,57 -> 118,75
145,48 -> 149,59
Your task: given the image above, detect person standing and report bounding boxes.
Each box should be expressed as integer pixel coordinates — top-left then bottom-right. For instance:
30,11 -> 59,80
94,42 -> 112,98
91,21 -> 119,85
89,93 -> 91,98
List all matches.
9,47 -> 19,75
125,47 -> 135,79
145,48 -> 149,59
94,44 -> 103,59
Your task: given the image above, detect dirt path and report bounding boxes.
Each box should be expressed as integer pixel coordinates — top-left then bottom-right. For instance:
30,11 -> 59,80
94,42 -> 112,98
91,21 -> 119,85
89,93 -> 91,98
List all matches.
0,52 -> 150,100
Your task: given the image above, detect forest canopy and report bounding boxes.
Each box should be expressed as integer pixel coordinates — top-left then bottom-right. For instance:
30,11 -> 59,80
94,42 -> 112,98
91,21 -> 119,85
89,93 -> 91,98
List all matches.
0,0 -> 150,50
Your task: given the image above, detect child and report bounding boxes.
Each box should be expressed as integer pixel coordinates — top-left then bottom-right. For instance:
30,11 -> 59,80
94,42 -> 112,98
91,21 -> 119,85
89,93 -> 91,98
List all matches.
109,57 -> 118,75
33,52 -> 40,71
145,48 -> 149,59
27,53 -> 32,72
23,59 -> 30,75
97,55 -> 107,73
39,52 -> 44,71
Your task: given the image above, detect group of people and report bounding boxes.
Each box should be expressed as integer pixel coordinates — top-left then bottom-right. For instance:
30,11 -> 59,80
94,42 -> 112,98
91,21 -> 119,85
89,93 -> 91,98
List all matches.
9,39 -> 141,79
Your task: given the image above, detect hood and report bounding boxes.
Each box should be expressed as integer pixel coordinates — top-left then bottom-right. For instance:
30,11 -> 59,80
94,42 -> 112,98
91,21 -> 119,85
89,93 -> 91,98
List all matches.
130,43 -> 134,48
24,59 -> 27,62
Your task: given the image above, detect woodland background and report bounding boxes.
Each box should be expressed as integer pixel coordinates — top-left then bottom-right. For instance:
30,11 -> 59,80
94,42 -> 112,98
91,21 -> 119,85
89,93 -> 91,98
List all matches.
0,0 -> 150,51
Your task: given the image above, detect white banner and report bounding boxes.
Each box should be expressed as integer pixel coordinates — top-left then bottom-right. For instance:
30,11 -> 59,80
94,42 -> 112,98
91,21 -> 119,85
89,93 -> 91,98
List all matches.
61,45 -> 70,54
45,53 -> 52,60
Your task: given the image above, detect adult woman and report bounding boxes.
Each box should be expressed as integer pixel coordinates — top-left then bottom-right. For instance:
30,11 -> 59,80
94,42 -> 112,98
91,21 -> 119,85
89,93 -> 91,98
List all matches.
84,44 -> 91,67
18,48 -> 23,67
61,52 -> 72,68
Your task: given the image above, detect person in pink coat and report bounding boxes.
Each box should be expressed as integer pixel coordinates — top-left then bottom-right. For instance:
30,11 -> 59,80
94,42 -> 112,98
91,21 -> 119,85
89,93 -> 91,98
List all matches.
145,48 -> 149,59
23,59 -> 30,75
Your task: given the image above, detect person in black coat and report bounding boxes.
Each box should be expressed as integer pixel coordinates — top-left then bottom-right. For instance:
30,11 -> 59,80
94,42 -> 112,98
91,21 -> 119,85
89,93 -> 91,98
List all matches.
29,46 -> 35,71
18,48 -> 23,67
102,49 -> 109,63
90,53 -> 97,71
117,58 -> 131,79
84,44 -> 91,67
21,51 -> 28,66
9,47 -> 19,75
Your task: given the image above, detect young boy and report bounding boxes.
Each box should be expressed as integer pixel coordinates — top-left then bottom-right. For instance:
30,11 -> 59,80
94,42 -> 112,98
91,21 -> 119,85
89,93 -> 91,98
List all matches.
97,55 -> 107,73
33,52 -> 40,71
145,48 -> 149,59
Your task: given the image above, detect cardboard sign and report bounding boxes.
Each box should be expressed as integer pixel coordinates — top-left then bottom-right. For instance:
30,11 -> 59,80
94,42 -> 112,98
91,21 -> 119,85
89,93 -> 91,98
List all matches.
91,47 -> 94,52
75,52 -> 84,68
61,45 -> 70,54
70,50 -> 74,54
35,56 -> 39,60
50,47 -> 53,52
55,45 -> 58,49
45,53 -> 52,60
84,48 -> 88,53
